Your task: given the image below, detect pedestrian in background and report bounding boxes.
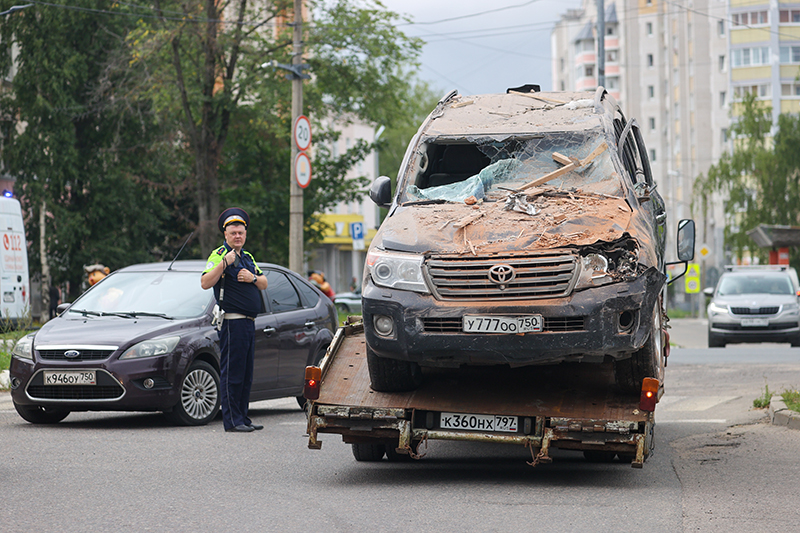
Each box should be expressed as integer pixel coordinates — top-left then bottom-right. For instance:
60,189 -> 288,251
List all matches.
201,208 -> 268,433
48,284 -> 61,319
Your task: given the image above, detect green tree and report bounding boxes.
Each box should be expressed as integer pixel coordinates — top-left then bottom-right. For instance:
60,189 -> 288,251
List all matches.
694,93 -> 800,265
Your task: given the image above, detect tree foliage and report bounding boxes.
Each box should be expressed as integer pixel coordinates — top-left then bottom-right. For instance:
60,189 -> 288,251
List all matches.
0,0 -> 421,299
694,93 -> 800,265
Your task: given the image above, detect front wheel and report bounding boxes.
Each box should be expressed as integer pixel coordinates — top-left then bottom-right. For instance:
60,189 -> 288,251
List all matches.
14,402 -> 70,424
366,347 -> 422,392
614,302 -> 664,394
164,360 -> 220,426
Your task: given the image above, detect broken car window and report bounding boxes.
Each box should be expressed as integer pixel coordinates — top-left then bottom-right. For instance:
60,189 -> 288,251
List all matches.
403,130 -> 623,204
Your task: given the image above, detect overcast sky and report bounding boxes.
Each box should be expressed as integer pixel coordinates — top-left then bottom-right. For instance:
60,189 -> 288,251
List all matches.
379,0 -> 584,97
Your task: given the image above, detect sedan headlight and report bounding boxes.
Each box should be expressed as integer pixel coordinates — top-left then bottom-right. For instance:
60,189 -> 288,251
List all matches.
11,333 -> 34,360
782,302 -> 799,313
367,250 -> 430,293
120,336 -> 181,360
707,302 -> 728,316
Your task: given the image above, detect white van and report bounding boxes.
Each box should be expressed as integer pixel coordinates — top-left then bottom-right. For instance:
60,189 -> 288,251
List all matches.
0,197 -> 29,326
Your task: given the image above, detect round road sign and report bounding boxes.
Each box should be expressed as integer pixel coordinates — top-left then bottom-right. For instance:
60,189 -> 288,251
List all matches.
294,115 -> 312,152
295,152 -> 312,188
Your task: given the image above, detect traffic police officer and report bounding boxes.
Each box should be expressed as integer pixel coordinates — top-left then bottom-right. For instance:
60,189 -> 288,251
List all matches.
201,208 -> 268,432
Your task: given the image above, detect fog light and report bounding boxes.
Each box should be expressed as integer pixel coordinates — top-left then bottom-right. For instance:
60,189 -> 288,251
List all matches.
618,310 -> 635,332
143,378 -> 155,389
374,315 -> 394,336
10,376 -> 20,389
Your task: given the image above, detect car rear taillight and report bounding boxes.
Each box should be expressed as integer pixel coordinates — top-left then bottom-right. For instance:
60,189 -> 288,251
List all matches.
304,366 -> 322,400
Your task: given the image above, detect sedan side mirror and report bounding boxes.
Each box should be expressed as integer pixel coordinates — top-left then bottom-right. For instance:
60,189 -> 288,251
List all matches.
703,287 -> 714,297
370,176 -> 392,208
56,303 -> 71,315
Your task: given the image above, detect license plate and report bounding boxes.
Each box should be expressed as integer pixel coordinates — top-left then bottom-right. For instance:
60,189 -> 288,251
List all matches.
43,371 -> 96,386
440,412 -> 518,433
463,315 -> 543,333
741,318 -> 769,327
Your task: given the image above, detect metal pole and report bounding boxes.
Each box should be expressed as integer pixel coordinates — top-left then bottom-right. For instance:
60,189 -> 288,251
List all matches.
288,0 -> 304,275
597,0 -> 605,88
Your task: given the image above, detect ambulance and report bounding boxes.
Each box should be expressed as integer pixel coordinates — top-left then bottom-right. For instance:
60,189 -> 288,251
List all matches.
0,197 -> 29,327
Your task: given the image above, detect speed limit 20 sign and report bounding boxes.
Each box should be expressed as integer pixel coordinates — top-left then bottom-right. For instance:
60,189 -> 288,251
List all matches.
293,115 -> 312,152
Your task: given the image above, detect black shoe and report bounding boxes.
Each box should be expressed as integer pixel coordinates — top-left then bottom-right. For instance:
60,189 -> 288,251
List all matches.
249,423 -> 264,430
225,424 -> 255,433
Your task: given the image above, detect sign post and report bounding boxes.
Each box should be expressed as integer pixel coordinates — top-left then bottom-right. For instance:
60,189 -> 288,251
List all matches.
351,222 -> 365,251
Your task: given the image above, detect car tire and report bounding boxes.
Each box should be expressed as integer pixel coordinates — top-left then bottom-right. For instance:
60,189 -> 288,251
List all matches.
708,333 -> 726,348
352,442 -> 386,461
13,402 -> 70,424
614,303 -> 664,394
164,360 -> 220,426
336,302 -> 350,313
366,346 -> 423,392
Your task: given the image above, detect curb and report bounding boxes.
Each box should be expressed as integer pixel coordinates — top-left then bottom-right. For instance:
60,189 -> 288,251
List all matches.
769,396 -> 800,430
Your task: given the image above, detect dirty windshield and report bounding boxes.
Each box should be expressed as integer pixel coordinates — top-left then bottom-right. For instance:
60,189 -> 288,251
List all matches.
403,130 -> 622,204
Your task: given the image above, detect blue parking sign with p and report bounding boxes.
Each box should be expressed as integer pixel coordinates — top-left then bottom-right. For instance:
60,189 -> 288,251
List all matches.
351,222 -> 364,240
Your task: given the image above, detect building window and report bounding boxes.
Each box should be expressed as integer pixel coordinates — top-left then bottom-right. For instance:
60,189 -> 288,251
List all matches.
733,84 -> 772,99
649,117 -> 656,130
781,83 -> 800,96
646,22 -> 653,36
780,46 -> 800,64
647,53 -> 654,67
779,10 -> 800,23
720,91 -> 726,107
606,76 -> 619,89
719,55 -> 726,72
560,80 -> 565,91
606,26 -> 615,36
585,65 -> 594,77
721,128 -> 728,144
648,85 -> 655,98
649,149 -> 656,162
733,11 -> 769,25
606,50 -> 618,62
731,47 -> 770,67
718,20 -> 725,36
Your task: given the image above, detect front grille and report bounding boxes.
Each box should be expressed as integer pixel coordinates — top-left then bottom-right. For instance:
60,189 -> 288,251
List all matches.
27,385 -> 124,400
422,316 -> 585,333
729,307 -> 779,316
713,321 -> 798,332
38,349 -> 115,361
427,251 -> 578,300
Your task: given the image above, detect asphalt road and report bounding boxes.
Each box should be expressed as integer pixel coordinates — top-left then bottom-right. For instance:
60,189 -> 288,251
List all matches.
1,319 -> 799,532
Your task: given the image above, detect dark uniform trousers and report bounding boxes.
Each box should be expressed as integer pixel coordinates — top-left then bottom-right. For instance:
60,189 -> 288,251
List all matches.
220,317 -> 255,430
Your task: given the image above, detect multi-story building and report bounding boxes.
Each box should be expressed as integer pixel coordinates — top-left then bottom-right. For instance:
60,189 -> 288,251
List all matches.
552,0 -> 731,303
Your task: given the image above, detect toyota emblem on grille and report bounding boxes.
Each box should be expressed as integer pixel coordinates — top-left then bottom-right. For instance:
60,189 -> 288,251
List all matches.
488,264 -> 516,289
64,350 -> 80,359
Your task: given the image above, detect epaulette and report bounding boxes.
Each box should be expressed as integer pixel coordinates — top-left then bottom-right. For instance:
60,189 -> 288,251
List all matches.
215,246 -> 226,255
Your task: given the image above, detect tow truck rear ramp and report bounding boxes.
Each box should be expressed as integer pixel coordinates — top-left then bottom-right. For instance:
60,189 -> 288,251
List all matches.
305,321 -> 658,468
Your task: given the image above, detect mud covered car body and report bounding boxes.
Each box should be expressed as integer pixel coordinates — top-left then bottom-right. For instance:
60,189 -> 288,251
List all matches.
363,87 -> 693,391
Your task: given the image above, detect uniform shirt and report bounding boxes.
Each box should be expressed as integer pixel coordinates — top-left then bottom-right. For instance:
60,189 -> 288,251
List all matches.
203,242 -> 264,317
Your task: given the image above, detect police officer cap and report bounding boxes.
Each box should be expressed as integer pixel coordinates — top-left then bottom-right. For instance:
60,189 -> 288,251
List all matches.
218,207 -> 249,232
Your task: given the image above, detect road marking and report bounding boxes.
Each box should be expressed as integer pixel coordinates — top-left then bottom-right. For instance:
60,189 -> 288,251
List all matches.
658,395 -> 739,411
656,419 -> 728,424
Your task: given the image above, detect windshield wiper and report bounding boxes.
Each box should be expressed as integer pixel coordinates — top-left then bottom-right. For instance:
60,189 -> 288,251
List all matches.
402,199 -> 449,206
68,308 -> 101,316
124,312 -> 174,319
100,312 -> 136,319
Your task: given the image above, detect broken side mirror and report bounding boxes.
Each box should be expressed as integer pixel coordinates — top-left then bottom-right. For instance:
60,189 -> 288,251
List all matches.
676,219 -> 695,262
370,176 -> 392,208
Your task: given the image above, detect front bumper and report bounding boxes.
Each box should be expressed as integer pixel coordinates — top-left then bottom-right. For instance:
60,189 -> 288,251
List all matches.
708,314 -> 800,344
364,267 -> 666,366
9,352 -> 184,412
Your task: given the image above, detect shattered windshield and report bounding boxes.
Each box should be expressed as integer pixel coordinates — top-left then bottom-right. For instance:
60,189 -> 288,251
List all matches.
402,130 -> 622,203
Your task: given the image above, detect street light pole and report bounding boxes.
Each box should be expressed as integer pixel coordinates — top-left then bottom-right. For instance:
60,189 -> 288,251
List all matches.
288,0 -> 304,275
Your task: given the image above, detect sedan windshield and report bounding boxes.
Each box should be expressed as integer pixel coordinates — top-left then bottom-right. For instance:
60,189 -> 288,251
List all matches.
402,130 -> 622,204
68,271 -> 213,319
718,274 -> 795,296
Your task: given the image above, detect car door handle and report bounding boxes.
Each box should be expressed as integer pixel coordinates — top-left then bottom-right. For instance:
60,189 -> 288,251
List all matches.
656,212 -> 666,223
304,321 -> 315,328
262,327 -> 276,335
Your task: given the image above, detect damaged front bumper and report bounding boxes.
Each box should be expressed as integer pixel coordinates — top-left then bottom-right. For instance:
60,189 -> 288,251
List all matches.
363,267 -> 666,366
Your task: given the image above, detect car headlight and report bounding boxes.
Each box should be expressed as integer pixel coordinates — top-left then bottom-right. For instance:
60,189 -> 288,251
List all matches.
783,302 -> 799,313
12,333 -> 34,360
707,302 -> 728,316
120,336 -> 181,360
576,253 -> 610,289
367,250 -> 430,293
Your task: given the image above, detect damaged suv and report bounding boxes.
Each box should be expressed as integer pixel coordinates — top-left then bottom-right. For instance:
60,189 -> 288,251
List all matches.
364,86 -> 695,393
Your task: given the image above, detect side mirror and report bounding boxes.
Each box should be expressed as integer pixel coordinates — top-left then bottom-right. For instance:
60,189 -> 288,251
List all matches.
369,176 -> 392,208
703,287 -> 714,297
56,303 -> 71,315
676,219 -> 695,262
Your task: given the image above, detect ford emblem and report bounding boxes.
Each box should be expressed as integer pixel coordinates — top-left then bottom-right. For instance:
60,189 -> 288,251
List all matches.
64,350 -> 80,359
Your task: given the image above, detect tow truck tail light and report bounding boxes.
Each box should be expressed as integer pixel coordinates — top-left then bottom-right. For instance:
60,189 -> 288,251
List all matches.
639,377 -> 660,412
304,366 -> 322,400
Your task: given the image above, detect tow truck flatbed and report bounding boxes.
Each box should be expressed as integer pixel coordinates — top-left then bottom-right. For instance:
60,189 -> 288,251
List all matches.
306,322 -> 656,468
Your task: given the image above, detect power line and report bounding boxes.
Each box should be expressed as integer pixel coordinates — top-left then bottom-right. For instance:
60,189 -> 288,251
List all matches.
401,0 -> 543,26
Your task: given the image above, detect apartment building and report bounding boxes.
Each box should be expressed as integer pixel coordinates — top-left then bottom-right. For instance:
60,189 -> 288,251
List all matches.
552,0 -> 731,298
